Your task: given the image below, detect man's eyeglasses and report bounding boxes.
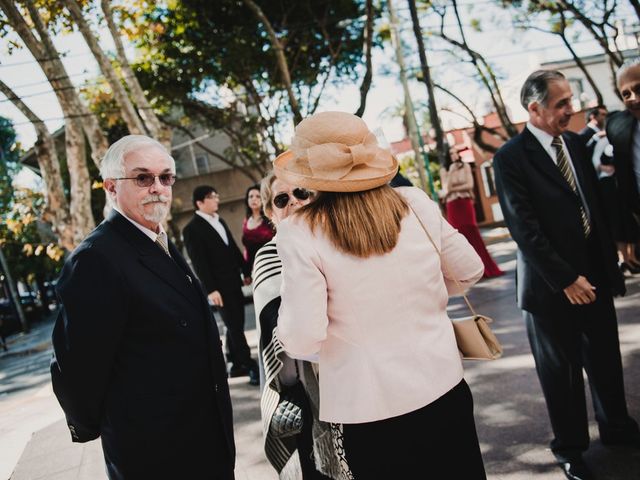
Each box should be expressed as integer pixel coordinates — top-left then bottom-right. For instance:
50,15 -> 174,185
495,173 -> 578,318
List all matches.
273,188 -> 311,209
114,173 -> 177,187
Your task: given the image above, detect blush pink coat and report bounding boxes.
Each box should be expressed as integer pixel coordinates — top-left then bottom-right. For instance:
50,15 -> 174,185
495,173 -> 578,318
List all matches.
276,187 -> 484,424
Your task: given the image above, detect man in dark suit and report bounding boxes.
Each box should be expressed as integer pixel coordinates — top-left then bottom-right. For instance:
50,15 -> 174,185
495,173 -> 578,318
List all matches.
183,186 -> 259,385
50,136 -> 235,479
606,59 -> 640,247
578,105 -> 607,159
493,70 -> 639,480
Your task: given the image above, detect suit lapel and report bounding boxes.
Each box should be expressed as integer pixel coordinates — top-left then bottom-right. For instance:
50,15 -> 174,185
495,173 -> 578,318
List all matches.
195,214 -> 229,249
522,128 -> 574,194
107,210 -> 202,308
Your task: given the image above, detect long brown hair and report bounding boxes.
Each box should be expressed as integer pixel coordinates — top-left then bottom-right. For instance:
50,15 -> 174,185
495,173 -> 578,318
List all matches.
298,184 -> 409,258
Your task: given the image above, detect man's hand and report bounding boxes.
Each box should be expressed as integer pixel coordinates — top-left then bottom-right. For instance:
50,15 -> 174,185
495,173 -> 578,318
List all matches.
208,290 -> 224,307
563,275 -> 596,305
243,276 -> 252,286
600,164 -> 615,175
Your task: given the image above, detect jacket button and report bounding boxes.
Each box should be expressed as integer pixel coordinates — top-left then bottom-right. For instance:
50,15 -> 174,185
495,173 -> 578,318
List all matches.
179,319 -> 187,327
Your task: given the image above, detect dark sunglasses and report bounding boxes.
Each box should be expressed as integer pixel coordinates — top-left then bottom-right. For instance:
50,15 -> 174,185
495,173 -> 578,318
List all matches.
273,188 -> 311,209
114,173 -> 177,187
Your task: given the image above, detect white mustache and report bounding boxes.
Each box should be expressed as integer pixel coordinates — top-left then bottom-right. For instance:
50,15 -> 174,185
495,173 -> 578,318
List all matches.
141,194 -> 170,205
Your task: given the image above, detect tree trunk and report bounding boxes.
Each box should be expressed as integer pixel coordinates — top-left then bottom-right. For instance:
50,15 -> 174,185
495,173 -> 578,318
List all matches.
407,0 -> 446,167
0,79 -> 75,250
63,0 -> 145,136
0,0 -> 109,167
435,83 -> 506,154
65,119 -> 95,245
100,0 -> 172,148
558,27 -> 605,105
450,0 -> 518,137
242,0 -> 303,125
354,0 -> 374,118
388,0 -> 431,195
553,0 -> 624,67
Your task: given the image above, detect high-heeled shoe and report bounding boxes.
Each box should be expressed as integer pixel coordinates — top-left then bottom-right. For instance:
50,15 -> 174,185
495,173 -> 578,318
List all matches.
620,262 -> 640,274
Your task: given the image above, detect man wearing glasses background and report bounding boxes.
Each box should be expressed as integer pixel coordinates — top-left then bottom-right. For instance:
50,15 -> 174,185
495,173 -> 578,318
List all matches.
50,135 -> 236,479
183,185 -> 259,386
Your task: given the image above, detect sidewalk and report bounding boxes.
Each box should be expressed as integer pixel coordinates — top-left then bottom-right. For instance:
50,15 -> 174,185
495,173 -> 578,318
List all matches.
2,235 -> 640,479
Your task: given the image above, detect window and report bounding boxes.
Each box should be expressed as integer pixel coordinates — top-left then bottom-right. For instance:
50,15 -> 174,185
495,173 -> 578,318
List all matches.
195,154 -> 210,175
481,161 -> 497,197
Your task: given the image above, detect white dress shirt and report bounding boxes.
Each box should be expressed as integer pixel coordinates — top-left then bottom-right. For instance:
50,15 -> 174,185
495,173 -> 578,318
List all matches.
526,122 -> 591,221
195,210 -> 229,245
113,206 -> 167,242
592,137 -> 615,179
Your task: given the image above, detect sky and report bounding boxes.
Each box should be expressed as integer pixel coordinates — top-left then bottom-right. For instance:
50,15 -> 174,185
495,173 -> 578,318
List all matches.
0,2 -> 636,155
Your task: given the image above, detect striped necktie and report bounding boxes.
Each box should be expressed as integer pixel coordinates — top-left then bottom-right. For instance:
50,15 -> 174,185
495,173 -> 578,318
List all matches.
551,136 -> 591,237
156,231 -> 171,257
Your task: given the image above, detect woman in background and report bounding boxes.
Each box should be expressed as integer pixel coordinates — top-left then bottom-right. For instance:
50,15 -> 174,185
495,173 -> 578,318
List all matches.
441,148 -> 504,278
242,184 -> 274,273
276,111 -> 486,479
253,173 -> 339,480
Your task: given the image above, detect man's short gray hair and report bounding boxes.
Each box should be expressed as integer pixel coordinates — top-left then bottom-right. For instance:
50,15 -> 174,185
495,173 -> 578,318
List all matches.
616,57 -> 640,87
99,135 -> 174,180
520,70 -> 566,110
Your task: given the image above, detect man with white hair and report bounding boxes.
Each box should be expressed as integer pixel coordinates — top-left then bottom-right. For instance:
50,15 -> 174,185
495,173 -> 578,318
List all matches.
606,58 -> 640,255
50,135 -> 235,479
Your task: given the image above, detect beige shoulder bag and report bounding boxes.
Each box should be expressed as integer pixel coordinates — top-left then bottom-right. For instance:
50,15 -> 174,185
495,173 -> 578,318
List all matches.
409,204 -> 503,361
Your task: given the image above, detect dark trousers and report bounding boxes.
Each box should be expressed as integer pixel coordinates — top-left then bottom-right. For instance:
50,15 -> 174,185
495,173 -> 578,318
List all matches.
342,380 -> 486,479
524,237 -> 637,456
102,389 -> 233,479
218,287 -> 254,369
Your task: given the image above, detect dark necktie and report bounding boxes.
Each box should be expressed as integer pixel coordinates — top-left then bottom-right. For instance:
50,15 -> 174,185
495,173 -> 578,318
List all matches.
551,136 -> 591,237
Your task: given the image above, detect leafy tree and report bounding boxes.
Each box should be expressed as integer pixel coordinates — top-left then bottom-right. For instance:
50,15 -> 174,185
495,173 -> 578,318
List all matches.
0,116 -> 19,213
0,118 -> 64,323
126,0 -> 375,175
499,0 -> 629,99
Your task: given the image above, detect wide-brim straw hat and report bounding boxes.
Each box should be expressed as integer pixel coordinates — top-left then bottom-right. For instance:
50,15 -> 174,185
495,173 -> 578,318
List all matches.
274,111 -> 398,192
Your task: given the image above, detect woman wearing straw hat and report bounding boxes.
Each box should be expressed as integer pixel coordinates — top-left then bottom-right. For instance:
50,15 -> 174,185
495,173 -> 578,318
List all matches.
275,111 -> 487,479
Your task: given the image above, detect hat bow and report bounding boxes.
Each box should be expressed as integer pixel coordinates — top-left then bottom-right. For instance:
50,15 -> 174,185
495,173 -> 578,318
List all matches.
297,132 -> 388,180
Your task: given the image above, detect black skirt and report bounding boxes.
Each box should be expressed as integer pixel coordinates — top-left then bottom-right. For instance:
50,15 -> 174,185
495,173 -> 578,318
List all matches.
341,379 -> 486,479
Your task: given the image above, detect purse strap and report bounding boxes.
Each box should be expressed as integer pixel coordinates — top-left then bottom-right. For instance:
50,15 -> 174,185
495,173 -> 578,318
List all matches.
407,203 -> 479,318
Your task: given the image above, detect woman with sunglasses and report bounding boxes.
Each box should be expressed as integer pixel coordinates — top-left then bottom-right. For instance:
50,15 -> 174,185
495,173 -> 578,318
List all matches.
253,173 -> 341,479
275,112 -> 486,479
241,185 -> 275,276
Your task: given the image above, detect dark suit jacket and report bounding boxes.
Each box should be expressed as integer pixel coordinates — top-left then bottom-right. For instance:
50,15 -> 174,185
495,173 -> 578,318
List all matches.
493,127 -> 624,314
182,214 -> 249,297
606,110 -> 640,216
50,210 -> 235,478
578,124 -> 599,160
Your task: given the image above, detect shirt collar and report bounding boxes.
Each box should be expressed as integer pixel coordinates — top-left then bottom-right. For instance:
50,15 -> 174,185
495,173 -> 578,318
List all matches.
113,205 -> 164,242
195,210 -> 220,223
526,121 -> 558,150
